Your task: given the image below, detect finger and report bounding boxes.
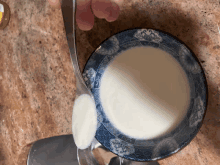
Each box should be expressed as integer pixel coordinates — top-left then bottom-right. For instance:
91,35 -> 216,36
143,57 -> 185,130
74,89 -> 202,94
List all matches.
91,0 -> 112,19
76,0 -> 94,31
48,0 -> 61,8
105,2 -> 120,22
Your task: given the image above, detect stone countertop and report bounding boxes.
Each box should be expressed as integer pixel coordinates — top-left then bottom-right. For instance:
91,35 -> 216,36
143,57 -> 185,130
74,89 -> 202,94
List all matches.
0,0 -> 219,165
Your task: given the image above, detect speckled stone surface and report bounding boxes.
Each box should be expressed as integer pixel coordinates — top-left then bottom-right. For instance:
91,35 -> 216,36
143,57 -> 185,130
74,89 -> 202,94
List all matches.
0,0 -> 219,165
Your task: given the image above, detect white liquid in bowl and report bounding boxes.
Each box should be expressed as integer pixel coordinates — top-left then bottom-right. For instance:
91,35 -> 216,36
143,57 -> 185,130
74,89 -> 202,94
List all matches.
100,47 -> 190,139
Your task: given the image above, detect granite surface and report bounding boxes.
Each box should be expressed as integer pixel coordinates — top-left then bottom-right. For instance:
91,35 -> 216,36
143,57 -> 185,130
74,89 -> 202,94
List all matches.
0,0 -> 219,165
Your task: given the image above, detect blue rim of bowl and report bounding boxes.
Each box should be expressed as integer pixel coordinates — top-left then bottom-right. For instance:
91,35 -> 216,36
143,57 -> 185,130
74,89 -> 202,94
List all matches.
82,28 -> 208,161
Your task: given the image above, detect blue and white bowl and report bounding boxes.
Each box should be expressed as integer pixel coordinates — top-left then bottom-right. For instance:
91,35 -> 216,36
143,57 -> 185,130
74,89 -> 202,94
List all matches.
82,29 -> 208,161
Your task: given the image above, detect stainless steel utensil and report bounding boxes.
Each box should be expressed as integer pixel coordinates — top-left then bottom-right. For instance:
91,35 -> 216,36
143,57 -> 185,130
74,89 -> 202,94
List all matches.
27,135 -> 78,165
62,0 -> 93,97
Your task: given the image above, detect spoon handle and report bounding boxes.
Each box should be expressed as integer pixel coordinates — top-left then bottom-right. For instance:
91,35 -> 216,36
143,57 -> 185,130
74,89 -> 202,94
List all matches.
61,0 -> 89,96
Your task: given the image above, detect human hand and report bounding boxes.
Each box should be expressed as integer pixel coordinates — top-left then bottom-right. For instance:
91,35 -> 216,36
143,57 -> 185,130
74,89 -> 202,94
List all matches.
48,0 -> 120,31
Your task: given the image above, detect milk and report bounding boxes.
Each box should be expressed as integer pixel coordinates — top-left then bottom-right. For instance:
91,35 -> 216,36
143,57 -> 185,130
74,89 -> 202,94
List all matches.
100,47 -> 190,139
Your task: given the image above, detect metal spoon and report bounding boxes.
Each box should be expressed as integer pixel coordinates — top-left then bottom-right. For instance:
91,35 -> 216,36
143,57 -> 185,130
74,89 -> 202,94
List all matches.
62,0 -> 97,161
62,0 -> 92,97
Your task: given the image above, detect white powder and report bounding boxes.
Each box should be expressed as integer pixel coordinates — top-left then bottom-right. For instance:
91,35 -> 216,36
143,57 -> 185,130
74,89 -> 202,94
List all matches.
100,47 -> 190,139
72,94 -> 97,149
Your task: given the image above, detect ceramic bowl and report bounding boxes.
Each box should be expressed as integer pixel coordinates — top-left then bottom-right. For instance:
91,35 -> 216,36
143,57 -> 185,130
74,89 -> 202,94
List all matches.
82,29 -> 208,161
